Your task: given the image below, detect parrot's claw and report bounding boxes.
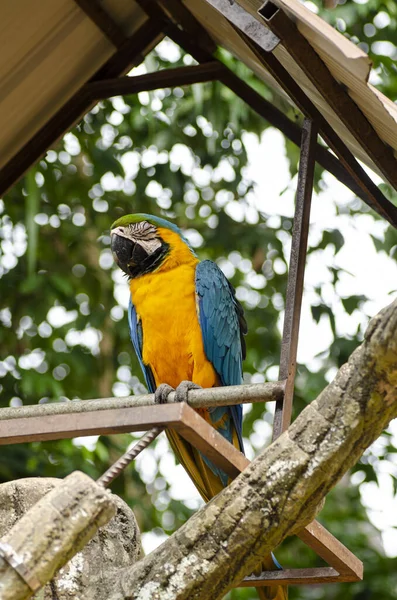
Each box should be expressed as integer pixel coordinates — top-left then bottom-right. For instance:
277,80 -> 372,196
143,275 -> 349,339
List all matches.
154,383 -> 174,404
154,381 -> 202,404
174,381 -> 202,403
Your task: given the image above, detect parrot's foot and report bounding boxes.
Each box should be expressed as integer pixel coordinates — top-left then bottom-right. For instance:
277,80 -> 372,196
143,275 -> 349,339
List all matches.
154,383 -> 174,404
174,381 -> 202,403
153,381 -> 203,404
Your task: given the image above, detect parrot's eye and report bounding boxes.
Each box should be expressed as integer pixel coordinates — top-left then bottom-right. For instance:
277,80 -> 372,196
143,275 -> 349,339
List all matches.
129,221 -> 162,254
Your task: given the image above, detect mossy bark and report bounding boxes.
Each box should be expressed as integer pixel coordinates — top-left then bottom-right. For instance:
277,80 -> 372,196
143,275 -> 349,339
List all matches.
0,472 -> 140,600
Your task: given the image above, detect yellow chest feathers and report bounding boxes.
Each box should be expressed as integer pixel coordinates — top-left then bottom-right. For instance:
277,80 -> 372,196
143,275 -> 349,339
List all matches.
129,230 -> 217,388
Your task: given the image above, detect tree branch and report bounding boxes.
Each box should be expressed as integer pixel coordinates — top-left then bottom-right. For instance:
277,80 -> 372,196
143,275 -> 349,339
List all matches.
0,472 -> 116,600
113,298 -> 397,600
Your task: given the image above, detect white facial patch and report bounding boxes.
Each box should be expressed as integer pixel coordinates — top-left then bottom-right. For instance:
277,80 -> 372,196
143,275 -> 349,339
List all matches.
137,237 -> 162,254
111,221 -> 162,255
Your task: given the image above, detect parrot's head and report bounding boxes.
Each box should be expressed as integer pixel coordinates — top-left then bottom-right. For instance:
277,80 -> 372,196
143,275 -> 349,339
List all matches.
110,213 -> 195,278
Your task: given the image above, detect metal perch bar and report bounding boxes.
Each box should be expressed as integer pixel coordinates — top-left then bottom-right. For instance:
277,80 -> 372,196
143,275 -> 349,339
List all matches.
0,381 -> 284,423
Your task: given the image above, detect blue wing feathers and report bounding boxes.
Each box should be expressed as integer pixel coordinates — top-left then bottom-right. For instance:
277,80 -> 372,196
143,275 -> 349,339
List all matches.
128,299 -> 156,394
195,261 -> 247,455
218,317 -> 229,348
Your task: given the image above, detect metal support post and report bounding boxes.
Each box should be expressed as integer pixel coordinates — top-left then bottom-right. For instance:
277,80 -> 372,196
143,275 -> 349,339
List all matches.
273,118 -> 317,439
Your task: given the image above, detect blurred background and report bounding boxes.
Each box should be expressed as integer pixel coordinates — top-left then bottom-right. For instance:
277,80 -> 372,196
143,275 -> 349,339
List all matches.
1,0 -> 397,597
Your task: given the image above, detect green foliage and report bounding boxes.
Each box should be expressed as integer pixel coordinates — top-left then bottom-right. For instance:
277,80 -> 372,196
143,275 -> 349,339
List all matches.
1,9 -> 397,597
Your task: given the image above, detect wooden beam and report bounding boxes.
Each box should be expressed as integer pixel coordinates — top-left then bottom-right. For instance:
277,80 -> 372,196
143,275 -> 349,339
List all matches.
201,0 -> 397,227
86,62 -> 225,99
258,2 -> 397,191
73,0 -> 127,48
136,0 -> 217,56
156,0 -> 218,55
247,35 -> 397,227
145,5 -> 397,223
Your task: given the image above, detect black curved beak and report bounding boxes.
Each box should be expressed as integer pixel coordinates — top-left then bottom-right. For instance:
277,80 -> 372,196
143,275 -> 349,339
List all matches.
111,231 -> 150,277
111,232 -> 134,275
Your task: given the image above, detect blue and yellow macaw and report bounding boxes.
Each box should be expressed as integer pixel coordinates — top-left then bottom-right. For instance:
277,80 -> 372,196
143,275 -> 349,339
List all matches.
111,213 -> 287,600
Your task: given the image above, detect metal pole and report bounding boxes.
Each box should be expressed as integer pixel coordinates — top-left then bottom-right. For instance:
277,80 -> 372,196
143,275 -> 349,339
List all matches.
0,381 -> 284,423
273,118 -> 317,440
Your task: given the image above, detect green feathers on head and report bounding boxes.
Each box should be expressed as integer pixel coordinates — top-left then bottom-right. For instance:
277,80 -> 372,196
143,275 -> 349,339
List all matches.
111,213 -> 182,235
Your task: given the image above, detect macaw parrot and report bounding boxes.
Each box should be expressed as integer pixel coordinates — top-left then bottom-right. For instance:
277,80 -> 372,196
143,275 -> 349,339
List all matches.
110,213 -> 287,600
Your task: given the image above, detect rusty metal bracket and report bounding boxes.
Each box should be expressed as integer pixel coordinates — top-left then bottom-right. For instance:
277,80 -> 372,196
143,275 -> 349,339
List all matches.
204,0 -> 280,51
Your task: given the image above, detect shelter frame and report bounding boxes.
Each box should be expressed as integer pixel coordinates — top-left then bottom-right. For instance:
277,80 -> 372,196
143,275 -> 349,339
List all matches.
3,0 -> 397,590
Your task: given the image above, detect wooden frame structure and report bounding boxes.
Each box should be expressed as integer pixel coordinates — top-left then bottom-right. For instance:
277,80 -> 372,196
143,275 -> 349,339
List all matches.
2,0 -> 397,592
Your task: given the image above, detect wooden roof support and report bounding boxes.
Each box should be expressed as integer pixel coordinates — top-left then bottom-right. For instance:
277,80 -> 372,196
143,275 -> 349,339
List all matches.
258,2 -> 397,191
201,0 -> 397,227
153,0 -> 218,55
161,20 -> 369,203
135,0 -> 396,221
249,37 -> 397,227
83,61 -> 364,203
0,20 -> 163,197
73,0 -> 127,48
136,0 -> 217,56
85,62 -> 225,99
